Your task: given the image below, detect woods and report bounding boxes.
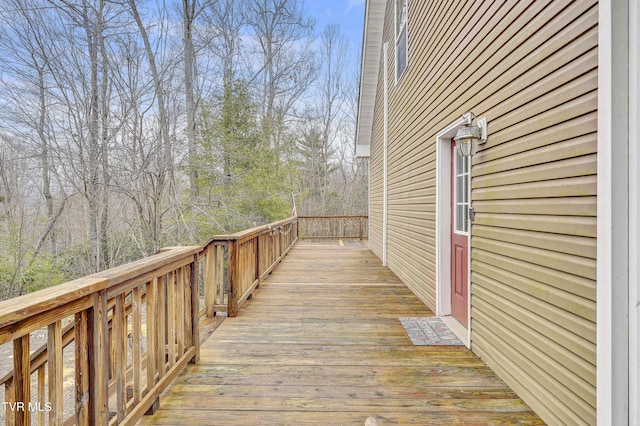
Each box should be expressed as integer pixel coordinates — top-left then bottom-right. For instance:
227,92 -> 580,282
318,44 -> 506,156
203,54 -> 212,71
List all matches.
0,0 -> 367,300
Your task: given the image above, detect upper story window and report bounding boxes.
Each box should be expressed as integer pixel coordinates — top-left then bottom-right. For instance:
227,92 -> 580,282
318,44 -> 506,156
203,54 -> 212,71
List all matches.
395,0 -> 408,81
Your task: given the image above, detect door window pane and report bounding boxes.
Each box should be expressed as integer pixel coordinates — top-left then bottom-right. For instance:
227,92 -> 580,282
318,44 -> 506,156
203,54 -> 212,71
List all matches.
454,146 -> 470,233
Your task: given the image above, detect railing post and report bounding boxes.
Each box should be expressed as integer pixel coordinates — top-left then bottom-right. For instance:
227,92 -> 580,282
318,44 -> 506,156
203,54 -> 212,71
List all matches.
204,243 -> 217,318
228,240 -> 238,317
12,335 -> 30,426
89,290 -> 109,424
145,278 -> 157,390
190,254 -> 200,363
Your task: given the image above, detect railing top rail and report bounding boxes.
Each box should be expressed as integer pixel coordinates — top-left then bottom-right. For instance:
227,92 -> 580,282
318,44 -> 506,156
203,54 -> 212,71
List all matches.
0,245 -> 201,330
97,245 -> 201,285
0,276 -> 106,331
203,216 -> 298,244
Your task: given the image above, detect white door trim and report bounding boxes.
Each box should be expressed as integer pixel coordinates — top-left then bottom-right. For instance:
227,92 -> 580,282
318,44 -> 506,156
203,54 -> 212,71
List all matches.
382,42 -> 389,266
629,0 -> 639,421
435,116 -> 471,348
597,0 -> 630,423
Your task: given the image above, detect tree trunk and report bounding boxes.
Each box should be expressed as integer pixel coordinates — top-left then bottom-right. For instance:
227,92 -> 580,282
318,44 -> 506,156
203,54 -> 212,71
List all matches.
99,3 -> 110,270
36,67 -> 56,254
183,0 -> 199,197
82,0 -> 102,272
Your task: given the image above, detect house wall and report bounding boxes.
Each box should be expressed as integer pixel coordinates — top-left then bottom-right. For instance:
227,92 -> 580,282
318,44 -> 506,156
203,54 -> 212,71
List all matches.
367,1 -> 598,424
369,44 -> 386,261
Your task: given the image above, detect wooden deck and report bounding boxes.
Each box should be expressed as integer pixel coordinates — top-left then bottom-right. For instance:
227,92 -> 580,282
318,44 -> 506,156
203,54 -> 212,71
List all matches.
140,240 -> 543,425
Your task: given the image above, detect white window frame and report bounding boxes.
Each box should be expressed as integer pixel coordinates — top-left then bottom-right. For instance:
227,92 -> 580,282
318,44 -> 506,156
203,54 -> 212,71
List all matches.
395,0 -> 408,82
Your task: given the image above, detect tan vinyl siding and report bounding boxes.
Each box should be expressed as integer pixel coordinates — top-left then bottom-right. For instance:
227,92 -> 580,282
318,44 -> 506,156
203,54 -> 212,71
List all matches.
365,0 -> 598,424
368,74 -> 384,260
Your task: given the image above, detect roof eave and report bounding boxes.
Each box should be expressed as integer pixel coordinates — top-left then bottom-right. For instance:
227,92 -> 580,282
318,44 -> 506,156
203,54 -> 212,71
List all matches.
355,0 -> 385,158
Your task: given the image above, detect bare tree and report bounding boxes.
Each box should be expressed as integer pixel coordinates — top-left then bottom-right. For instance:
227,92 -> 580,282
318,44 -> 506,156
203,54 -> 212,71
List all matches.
126,2 -> 172,173
245,0 -> 317,159
201,0 -> 246,178
182,0 -> 199,197
315,24 -> 349,213
0,0 -> 61,254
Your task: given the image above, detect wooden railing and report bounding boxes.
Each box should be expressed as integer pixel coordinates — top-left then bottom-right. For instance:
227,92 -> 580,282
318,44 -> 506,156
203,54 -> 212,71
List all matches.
202,217 -> 298,317
0,246 -> 201,426
297,215 -> 368,240
0,216 -> 299,425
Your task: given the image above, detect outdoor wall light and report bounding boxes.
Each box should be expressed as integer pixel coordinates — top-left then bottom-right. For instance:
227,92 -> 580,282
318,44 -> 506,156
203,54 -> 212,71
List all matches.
454,112 -> 487,157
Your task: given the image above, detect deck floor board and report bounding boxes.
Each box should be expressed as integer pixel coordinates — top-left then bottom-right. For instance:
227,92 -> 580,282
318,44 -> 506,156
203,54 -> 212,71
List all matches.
140,241 -> 543,425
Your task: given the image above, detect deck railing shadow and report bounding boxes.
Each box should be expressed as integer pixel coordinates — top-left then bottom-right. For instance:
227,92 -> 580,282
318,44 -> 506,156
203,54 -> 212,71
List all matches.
0,215 -> 366,425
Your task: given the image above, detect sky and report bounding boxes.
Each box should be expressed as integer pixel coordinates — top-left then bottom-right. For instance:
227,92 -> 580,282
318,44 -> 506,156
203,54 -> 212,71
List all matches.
306,0 -> 366,48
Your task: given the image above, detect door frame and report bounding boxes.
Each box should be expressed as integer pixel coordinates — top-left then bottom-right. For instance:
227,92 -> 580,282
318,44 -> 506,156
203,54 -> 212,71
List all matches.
435,116 -> 472,348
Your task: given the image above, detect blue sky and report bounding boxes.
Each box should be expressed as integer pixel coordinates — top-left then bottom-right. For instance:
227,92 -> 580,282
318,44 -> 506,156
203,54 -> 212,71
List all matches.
306,0 -> 366,45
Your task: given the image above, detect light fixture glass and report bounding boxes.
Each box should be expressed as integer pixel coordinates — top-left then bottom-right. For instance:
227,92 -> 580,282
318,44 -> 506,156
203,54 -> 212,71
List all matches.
453,112 -> 486,157
454,125 -> 480,156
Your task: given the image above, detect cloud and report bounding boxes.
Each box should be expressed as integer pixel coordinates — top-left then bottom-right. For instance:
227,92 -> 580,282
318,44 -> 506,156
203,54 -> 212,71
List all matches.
346,0 -> 365,13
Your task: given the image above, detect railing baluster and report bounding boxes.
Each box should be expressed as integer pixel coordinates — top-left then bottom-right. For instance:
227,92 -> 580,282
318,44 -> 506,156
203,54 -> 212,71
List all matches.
108,311 -> 115,383
48,320 -> 64,425
115,293 -> 127,422
132,286 -> 142,405
166,271 -> 176,367
296,216 -> 368,239
5,379 -> 15,426
184,268 -> 192,348
176,268 -> 185,356
75,309 -> 90,424
37,366 -> 45,426
156,276 -> 166,378
145,278 -> 157,394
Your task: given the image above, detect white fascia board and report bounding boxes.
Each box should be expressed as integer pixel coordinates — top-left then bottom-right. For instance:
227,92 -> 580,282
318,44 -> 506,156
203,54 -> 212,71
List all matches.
355,144 -> 370,158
